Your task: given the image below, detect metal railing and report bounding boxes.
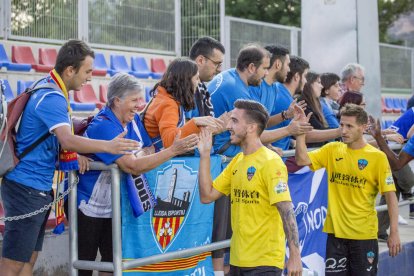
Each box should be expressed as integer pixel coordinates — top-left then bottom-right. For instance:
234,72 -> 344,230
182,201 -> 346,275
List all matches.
68,160 -> 320,275
68,143 -> 406,275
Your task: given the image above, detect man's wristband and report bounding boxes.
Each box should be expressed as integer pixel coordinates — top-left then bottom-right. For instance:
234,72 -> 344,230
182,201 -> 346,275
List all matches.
281,110 -> 288,120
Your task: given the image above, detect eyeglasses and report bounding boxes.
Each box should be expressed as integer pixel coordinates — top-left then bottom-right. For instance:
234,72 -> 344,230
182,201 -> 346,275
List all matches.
203,56 -> 223,69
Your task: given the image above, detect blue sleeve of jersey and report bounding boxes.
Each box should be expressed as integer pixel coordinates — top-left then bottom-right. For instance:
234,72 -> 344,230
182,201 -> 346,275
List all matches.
35,92 -> 70,131
86,120 -> 123,165
403,136 -> 414,157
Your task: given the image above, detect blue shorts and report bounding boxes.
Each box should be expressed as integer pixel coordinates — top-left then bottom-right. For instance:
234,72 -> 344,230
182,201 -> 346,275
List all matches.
1,177 -> 53,262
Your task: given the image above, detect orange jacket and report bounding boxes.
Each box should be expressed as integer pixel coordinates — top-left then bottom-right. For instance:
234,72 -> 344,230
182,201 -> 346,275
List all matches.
143,86 -> 200,148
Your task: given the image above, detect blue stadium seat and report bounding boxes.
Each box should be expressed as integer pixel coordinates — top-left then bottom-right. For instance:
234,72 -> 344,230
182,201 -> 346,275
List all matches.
17,80 -> 34,95
92,53 -> 108,76
392,98 -> 404,113
109,54 -> 139,77
0,44 -> 32,71
385,97 -> 400,113
130,57 -> 151,79
400,98 -> 408,112
0,79 -> 15,102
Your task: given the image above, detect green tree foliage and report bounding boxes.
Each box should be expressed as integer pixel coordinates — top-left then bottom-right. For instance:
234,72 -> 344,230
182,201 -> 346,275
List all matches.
378,0 -> 414,44
225,0 -> 300,27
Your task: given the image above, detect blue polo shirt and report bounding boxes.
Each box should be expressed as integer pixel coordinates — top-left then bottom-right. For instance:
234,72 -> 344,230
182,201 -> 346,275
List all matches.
320,98 -> 339,129
77,107 -> 152,218
6,77 -> 70,191
249,79 -> 278,113
390,107 -> 414,138
209,69 -> 253,157
403,135 -> 414,157
270,83 -> 294,150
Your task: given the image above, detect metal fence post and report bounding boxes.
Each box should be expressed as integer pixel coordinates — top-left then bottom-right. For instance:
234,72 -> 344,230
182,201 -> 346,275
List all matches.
111,167 -> 123,276
174,0 -> 182,57
77,0 -> 88,41
69,170 -> 79,276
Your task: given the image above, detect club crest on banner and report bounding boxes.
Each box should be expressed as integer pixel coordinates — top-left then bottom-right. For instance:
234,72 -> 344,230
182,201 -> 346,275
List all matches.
150,161 -> 198,252
358,159 -> 368,170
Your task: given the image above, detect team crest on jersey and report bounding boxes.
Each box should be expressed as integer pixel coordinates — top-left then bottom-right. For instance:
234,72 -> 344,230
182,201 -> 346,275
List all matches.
150,161 -> 197,252
367,251 -> 375,264
358,159 -> 368,170
247,166 -> 256,181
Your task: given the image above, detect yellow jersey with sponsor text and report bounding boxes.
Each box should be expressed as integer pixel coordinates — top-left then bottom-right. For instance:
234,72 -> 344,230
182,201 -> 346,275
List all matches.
308,142 -> 396,240
213,146 -> 291,268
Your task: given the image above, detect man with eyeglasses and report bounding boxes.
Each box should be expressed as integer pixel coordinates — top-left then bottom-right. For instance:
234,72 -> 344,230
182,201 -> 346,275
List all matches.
340,63 -> 365,94
188,36 -> 225,118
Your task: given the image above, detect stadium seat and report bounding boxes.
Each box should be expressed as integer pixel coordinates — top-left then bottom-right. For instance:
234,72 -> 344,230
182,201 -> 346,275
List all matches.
92,53 -> 108,76
12,45 -> 51,72
69,91 -> 96,112
99,84 -> 108,103
0,44 -> 31,71
392,98 -> 404,113
401,98 -> 408,109
73,84 -> 105,109
130,57 -> 152,78
17,80 -> 34,95
150,58 -> 166,79
0,79 -> 15,102
37,48 -> 57,72
381,97 -> 392,113
384,97 -> 400,113
109,54 -> 133,77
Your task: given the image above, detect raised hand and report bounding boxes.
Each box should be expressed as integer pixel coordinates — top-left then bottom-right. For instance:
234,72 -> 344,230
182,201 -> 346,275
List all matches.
286,99 -> 307,119
197,128 -> 213,156
109,130 -> 142,155
368,115 -> 382,139
288,110 -> 313,136
170,131 -> 199,155
216,111 -> 232,134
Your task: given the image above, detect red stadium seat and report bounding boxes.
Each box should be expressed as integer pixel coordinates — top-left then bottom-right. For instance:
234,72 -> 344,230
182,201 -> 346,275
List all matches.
99,84 -> 108,103
150,58 -> 166,79
73,84 -> 105,109
38,48 -> 57,72
12,45 -> 51,72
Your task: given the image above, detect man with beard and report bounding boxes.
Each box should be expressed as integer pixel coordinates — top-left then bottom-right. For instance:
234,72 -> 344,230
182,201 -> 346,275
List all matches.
207,45 -> 311,275
295,104 -> 401,275
208,45 -> 312,157
271,56 -> 341,154
198,99 -> 302,276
